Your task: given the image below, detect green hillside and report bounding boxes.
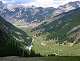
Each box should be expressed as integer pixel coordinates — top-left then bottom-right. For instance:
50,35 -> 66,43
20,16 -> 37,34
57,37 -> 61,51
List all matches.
0,16 -> 32,56
29,8 -> 80,56
32,8 -> 80,43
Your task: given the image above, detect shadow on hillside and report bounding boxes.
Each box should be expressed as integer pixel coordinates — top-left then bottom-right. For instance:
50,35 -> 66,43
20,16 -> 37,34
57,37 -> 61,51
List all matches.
0,16 -> 32,57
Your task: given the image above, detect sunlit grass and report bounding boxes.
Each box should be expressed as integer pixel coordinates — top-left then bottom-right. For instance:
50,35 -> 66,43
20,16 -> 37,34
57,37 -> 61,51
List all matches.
19,27 -> 80,56
32,36 -> 80,56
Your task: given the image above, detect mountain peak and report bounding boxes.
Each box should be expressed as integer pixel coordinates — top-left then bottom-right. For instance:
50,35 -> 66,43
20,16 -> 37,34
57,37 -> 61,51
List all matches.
58,1 -> 80,12
53,1 -> 80,16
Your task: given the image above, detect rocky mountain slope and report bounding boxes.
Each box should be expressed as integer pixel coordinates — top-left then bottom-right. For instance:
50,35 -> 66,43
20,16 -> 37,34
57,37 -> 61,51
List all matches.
0,1 -> 80,44
54,1 -> 80,16
0,1 -> 80,26
32,7 -> 80,44
0,1 -> 55,23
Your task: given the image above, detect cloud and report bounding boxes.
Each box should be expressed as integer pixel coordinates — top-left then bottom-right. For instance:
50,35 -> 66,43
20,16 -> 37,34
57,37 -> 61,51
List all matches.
32,0 -> 54,7
0,0 -> 15,3
0,0 -> 32,4
32,0 -> 80,8
0,0 -> 80,8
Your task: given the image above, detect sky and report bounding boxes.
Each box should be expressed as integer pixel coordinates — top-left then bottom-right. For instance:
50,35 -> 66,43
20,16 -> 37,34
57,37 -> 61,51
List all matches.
0,0 -> 80,8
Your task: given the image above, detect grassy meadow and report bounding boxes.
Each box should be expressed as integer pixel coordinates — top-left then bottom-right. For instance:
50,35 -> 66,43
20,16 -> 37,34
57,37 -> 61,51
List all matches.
18,27 -> 80,56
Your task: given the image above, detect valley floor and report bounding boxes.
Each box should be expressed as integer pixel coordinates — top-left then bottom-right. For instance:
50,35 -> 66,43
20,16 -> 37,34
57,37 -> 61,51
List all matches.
18,26 -> 80,56
32,36 -> 80,56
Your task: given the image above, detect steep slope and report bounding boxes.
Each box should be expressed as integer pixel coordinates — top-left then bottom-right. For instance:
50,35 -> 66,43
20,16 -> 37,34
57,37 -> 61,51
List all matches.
0,4 -> 55,23
33,8 -> 80,43
53,1 -> 80,16
0,1 -> 80,28
0,16 -> 32,56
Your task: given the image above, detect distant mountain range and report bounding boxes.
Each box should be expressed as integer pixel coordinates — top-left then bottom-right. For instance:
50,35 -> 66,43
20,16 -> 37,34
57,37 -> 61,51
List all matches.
0,1 -> 80,56
53,1 -> 80,16
0,1 -> 80,26
0,1 -> 55,23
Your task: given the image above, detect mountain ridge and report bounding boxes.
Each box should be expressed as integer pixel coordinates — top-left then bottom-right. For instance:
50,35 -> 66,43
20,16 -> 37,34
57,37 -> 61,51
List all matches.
0,1 -> 80,27
32,7 -> 80,44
